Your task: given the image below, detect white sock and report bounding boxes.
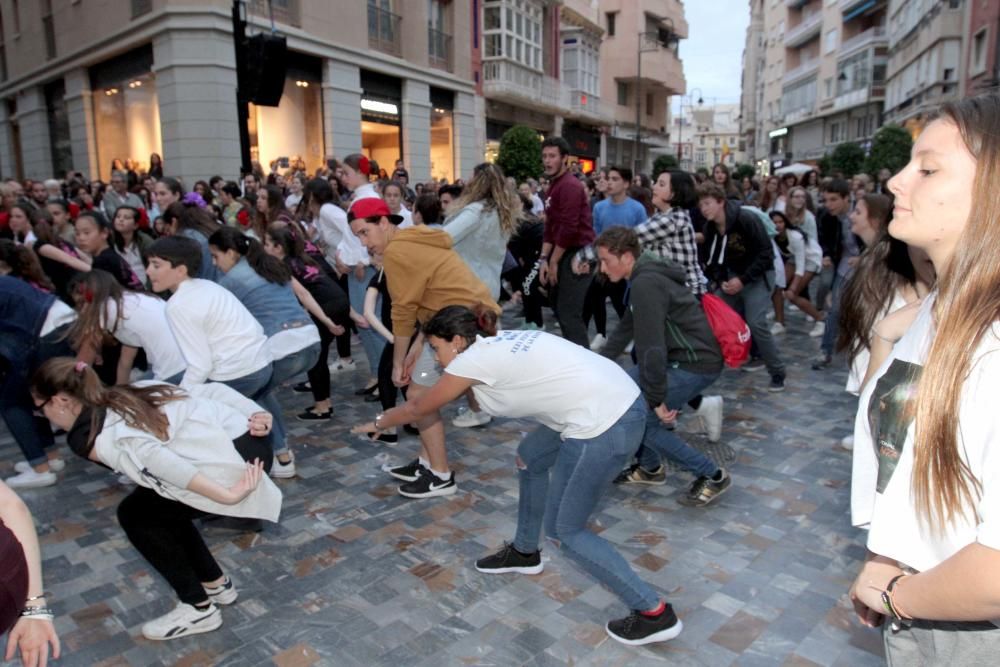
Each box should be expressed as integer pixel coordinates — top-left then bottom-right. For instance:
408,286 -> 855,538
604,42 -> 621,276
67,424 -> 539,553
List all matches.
430,467 -> 451,481
418,456 -> 431,469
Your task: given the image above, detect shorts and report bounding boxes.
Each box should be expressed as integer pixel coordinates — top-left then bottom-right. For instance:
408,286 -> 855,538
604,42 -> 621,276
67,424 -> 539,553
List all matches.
411,340 -> 441,387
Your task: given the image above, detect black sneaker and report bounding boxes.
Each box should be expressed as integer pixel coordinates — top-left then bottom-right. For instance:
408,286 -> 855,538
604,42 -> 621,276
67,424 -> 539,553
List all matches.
475,542 -> 543,575
768,374 -> 785,392
742,357 -> 766,372
678,469 -> 732,507
398,468 -> 457,499
613,464 -> 666,485
296,407 -> 332,421
292,381 -> 312,393
606,604 -> 683,646
387,458 -> 424,482
811,355 -> 832,370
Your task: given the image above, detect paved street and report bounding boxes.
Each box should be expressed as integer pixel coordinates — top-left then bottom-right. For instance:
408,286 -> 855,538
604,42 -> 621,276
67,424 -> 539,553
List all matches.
3,307 -> 884,667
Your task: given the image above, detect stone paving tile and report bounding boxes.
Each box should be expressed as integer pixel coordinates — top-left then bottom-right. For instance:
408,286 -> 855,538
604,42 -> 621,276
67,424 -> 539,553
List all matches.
0,308 -> 886,665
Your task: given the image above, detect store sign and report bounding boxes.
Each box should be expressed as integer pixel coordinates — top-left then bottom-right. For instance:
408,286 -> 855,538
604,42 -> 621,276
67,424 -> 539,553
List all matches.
768,127 -> 788,138
361,98 -> 399,116
562,125 -> 599,158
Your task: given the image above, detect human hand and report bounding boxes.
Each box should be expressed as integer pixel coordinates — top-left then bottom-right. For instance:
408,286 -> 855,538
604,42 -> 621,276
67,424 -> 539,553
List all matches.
721,278 -> 744,295
354,263 -> 366,281
822,256 -> 833,269
326,320 -> 345,336
350,311 -> 370,329
849,555 -> 903,627
392,363 -> 410,388
538,261 -> 550,286
548,260 -> 560,286
654,404 -> 678,426
351,422 -> 378,436
248,412 -> 272,437
227,460 -> 265,503
571,256 -> 591,276
5,616 -> 60,667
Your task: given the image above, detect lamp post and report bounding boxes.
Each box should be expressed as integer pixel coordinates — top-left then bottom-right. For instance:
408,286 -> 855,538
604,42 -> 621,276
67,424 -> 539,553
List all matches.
633,18 -> 677,176
675,87 -> 703,168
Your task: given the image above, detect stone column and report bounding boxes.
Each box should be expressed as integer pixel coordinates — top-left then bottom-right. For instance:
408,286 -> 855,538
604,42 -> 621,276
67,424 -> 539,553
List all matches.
17,87 -> 53,180
323,59 -> 362,159
454,91 -> 481,180
0,103 -> 15,179
152,28 -> 242,183
64,68 -> 100,180
401,79 -> 431,183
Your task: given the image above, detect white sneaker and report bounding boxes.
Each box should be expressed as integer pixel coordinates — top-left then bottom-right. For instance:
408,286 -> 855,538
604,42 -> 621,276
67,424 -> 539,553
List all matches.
329,358 -> 357,374
14,458 -> 65,474
590,334 -> 608,351
840,435 -> 854,451
452,408 -> 492,428
695,396 -> 724,443
625,341 -> 635,354
5,468 -> 57,489
270,455 -> 297,479
141,601 -> 222,641
770,322 -> 786,336
203,576 -> 238,605
809,321 -> 826,338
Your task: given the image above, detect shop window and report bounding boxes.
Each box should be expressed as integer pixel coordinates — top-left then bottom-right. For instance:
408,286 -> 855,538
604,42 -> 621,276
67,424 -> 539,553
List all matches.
249,77 -> 324,175
45,80 -> 72,178
93,73 -> 162,181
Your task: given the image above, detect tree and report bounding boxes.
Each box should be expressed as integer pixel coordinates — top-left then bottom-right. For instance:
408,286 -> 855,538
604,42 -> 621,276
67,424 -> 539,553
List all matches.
828,142 -> 866,178
496,125 -> 542,183
732,163 -> 755,181
865,124 -> 912,178
651,154 -> 679,177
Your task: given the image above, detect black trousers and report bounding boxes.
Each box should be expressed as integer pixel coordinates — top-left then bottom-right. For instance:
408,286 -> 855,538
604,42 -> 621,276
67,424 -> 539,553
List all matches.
551,252 -> 593,347
116,434 -> 272,605
307,303 -> 351,403
377,342 -> 398,412
582,277 -> 628,337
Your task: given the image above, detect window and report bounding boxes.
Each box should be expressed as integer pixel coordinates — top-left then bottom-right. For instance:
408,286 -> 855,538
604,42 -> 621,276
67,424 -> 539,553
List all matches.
11,0 -> 19,35
943,67 -> 954,81
714,137 -> 720,146
41,0 -> 55,60
824,28 -> 838,55
562,36 -> 600,96
646,92 -> 653,116
829,121 -> 841,143
824,77 -> 832,98
0,9 -> 6,81
699,136 -> 705,146
482,0 -> 543,70
971,28 -> 988,75
617,81 -> 628,106
606,11 -> 616,37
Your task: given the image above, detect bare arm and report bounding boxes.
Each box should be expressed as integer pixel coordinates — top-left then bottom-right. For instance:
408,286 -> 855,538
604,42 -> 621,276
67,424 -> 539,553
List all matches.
115,345 -> 139,385
364,286 -> 393,344
355,372 -> 476,433
35,244 -> 92,273
184,460 -> 265,505
290,278 -> 344,335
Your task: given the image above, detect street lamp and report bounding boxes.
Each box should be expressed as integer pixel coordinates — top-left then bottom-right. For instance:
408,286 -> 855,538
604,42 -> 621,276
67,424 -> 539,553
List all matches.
676,87 -> 703,167
633,18 -> 678,176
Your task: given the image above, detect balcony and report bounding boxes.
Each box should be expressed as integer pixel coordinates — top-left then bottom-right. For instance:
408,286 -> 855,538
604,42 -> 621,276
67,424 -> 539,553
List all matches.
368,5 -> 402,57
606,46 -> 685,95
428,26 -> 452,72
248,0 -> 300,28
567,90 -> 614,123
839,25 -> 888,58
783,58 -> 819,85
833,82 -> 886,110
785,0 -> 810,7
784,10 -> 823,48
841,0 -> 885,20
482,60 -> 568,113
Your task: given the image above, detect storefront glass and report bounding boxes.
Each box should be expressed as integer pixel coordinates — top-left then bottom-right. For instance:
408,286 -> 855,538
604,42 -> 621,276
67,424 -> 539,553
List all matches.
93,72 -> 161,181
249,77 -> 323,174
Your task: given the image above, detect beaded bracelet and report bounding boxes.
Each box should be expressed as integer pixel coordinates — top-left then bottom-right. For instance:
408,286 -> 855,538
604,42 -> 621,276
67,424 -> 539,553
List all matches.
20,606 -> 54,621
25,593 -> 48,603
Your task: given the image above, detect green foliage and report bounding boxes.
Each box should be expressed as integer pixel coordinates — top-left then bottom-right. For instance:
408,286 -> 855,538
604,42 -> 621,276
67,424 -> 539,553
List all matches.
816,154 -> 832,176
732,163 -> 755,181
828,142 -> 866,178
496,126 -> 542,183
652,153 -> 679,177
864,124 -> 912,178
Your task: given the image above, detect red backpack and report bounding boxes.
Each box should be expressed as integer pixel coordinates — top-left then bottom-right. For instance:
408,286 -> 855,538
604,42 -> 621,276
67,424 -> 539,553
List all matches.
701,293 -> 752,368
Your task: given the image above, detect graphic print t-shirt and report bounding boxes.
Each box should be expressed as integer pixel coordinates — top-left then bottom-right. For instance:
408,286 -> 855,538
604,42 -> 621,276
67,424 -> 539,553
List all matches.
851,294 -> 1000,573
444,329 -> 640,440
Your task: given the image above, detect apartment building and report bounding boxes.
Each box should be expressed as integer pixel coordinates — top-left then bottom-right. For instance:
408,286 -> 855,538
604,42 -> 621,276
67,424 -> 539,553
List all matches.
686,104 -> 745,172
963,0 -> 1000,95
599,0 -> 687,174
0,0 -> 482,183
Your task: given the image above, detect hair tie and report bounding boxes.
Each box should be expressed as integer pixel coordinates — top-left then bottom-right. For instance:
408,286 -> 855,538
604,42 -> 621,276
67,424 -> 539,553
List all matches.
74,361 -> 88,374
182,192 -> 207,209
82,287 -> 94,304
358,155 -> 370,176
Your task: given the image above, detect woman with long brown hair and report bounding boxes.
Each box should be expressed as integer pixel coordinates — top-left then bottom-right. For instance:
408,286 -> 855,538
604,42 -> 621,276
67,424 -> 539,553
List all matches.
849,93 -> 1000,661
31,357 -> 280,641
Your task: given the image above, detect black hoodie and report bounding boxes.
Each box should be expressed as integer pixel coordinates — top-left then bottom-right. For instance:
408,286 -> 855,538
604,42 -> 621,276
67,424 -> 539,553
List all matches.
702,200 -> 773,288
601,254 -> 722,407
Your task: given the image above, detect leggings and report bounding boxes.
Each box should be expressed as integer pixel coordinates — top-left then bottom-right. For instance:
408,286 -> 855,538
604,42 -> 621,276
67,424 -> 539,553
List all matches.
307,302 -> 351,403
377,342 -> 398,412
583,278 -> 628,337
334,273 -> 352,359
116,433 -> 271,605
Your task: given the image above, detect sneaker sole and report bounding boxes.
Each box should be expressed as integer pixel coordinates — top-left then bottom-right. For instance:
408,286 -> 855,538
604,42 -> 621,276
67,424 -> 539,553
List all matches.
475,563 -> 544,575
398,484 -> 458,499
142,611 -> 223,641
606,619 -> 683,646
206,588 -> 238,606
678,481 -> 732,507
296,414 -> 331,422
269,469 -> 297,479
387,470 -> 422,482
620,477 -> 667,486
5,477 -> 57,489
451,419 -> 492,428
768,385 -> 786,393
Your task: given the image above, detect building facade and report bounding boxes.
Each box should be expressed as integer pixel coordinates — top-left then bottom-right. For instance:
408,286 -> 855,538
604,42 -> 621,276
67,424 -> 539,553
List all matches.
963,0 -> 1000,95
685,104 -> 745,173
0,0 -> 483,184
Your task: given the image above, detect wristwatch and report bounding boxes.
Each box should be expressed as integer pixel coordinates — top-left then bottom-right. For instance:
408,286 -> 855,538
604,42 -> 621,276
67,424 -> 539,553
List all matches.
374,413 -> 385,430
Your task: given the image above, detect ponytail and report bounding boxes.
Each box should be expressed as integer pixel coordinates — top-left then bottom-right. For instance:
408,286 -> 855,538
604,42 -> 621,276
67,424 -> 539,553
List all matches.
423,304 -> 498,347
31,357 -> 185,456
0,239 -> 54,292
209,227 -> 291,284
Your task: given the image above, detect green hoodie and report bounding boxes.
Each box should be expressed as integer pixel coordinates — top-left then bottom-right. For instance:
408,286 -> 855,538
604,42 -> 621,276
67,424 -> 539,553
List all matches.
601,253 -> 723,406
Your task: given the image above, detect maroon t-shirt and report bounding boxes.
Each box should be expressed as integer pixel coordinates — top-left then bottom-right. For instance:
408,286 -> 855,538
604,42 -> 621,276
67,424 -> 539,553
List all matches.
542,170 -> 595,251
0,519 -> 28,634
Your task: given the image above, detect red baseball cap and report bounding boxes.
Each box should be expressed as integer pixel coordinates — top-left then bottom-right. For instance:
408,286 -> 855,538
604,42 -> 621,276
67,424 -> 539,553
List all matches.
348,198 -> 404,225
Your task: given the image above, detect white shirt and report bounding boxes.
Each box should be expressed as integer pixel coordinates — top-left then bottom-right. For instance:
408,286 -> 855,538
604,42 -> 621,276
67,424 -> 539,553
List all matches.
314,202 -> 370,267
397,206 -> 414,229
40,299 -> 76,337
846,290 -> 910,395
445,330 -> 641,440
165,279 -> 271,387
852,294 -> 1000,572
530,193 -> 545,216
117,242 -> 147,285
285,193 -> 302,211
102,293 -> 186,380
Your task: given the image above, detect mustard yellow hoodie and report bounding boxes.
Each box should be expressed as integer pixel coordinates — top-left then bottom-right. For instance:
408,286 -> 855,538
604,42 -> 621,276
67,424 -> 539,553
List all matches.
383,226 -> 500,338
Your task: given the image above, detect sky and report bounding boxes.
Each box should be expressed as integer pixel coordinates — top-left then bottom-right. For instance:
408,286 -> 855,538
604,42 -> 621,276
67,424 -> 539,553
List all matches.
672,0 -> 750,115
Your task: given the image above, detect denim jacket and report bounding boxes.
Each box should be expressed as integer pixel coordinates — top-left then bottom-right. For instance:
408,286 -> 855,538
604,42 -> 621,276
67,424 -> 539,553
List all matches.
219,259 -> 312,338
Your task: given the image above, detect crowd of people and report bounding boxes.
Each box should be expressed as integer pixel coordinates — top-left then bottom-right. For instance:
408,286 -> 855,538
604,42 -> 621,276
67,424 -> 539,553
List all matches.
1,90 -> 999,663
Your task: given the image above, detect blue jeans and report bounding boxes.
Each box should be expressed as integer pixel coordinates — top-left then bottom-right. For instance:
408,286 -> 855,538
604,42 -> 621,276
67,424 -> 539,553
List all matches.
513,397 -> 660,611
629,366 -> 720,476
718,271 -> 785,377
256,343 -> 321,456
218,364 -> 273,401
348,267 -> 386,376
821,272 -> 845,358
0,327 -> 72,466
